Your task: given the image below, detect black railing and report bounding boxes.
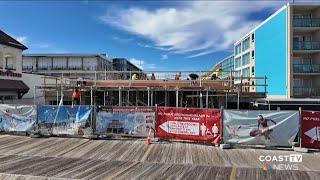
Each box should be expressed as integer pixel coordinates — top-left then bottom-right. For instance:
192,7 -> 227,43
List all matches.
293,18 -> 320,27
293,64 -> 320,73
293,41 -> 320,50
293,87 -> 320,96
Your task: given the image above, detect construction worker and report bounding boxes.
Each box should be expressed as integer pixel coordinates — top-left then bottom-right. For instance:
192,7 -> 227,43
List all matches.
211,69 -> 221,80
72,89 -> 81,105
175,72 -> 181,80
131,73 -> 137,80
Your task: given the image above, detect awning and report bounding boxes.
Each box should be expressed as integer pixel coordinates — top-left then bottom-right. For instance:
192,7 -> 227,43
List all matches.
0,79 -> 29,93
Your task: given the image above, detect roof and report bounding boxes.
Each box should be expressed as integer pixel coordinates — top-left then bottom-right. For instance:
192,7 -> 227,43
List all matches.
23,53 -> 111,60
0,30 -> 28,50
0,79 -> 29,92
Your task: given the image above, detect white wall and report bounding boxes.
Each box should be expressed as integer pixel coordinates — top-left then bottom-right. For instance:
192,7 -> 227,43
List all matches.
0,44 -> 22,72
21,73 -> 57,99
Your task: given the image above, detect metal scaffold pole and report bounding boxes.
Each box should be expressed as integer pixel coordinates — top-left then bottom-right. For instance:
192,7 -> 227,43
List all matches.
206,89 -> 209,108
118,87 -> 122,106
175,87 -> 179,108
147,87 -> 150,106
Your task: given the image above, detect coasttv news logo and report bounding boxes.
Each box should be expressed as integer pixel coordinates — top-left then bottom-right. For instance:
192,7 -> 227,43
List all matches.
259,154 -> 302,171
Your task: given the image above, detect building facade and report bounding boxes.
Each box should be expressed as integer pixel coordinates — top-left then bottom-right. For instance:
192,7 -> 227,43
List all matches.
22,55 -> 142,80
0,30 -> 29,102
213,2 -> 320,99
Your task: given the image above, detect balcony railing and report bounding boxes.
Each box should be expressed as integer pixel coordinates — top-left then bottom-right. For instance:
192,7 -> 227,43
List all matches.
293,64 -> 320,73
293,87 -> 320,96
293,41 -> 320,50
293,18 -> 320,27
22,66 -> 99,71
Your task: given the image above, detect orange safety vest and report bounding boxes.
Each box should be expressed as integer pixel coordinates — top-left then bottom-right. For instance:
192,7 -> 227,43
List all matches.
73,90 -> 80,98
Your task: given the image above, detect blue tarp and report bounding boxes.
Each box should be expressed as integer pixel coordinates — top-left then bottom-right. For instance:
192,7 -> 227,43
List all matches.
0,105 -> 36,133
37,105 -> 93,135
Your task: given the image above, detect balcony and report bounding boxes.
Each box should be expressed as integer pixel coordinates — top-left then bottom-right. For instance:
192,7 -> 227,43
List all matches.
293,87 -> 320,97
293,41 -> 320,51
293,64 -> 320,73
293,18 -> 320,27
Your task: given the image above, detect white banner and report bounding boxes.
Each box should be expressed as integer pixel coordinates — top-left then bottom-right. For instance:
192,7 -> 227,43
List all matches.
223,110 -> 299,147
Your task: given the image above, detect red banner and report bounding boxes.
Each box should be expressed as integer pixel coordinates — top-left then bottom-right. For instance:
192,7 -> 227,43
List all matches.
156,107 -> 221,143
301,111 -> 320,148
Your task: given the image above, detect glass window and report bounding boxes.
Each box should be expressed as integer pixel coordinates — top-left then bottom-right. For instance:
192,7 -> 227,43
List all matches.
242,67 -> 250,77
242,37 -> 250,51
293,79 -> 301,87
242,52 -> 250,66
251,50 -> 254,59
235,57 -> 241,68
303,79 -> 311,87
251,33 -> 254,42
5,56 -> 14,69
235,43 -> 241,55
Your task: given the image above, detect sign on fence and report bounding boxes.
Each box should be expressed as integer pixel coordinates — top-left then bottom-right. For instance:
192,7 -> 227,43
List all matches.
96,106 -> 156,136
301,111 -> 320,148
37,105 -> 93,136
0,104 -> 36,133
223,110 -> 299,146
156,107 -> 221,143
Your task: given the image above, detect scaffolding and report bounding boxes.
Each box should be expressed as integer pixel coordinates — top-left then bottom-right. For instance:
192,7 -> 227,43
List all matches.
35,70 -> 267,109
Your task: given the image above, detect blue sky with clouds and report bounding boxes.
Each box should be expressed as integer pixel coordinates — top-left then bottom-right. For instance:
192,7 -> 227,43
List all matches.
0,1 -> 294,71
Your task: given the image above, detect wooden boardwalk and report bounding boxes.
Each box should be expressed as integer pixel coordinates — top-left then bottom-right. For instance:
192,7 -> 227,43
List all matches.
0,135 -> 319,180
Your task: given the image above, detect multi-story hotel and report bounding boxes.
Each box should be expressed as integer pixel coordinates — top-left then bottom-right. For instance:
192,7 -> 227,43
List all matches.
213,2 -> 320,99
22,54 -> 142,80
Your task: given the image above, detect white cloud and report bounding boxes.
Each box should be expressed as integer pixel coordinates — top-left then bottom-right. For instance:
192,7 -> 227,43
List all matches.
161,54 -> 168,60
99,1 -> 285,58
10,35 -> 28,45
129,58 -> 156,70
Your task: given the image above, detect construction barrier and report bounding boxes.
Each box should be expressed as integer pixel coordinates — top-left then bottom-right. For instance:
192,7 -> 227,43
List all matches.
223,110 -> 299,147
156,107 -> 221,143
0,104 -> 36,133
301,111 -> 320,148
37,105 -> 93,136
96,106 -> 156,136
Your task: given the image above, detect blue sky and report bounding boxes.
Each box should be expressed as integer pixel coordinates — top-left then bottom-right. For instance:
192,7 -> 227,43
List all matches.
0,1 -> 293,71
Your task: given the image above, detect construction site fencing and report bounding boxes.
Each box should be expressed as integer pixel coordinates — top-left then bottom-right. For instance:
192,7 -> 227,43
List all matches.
222,110 -> 300,147
0,104 -> 36,133
2,103 -> 320,149
96,106 -> 156,136
37,105 -> 93,136
156,107 -> 221,143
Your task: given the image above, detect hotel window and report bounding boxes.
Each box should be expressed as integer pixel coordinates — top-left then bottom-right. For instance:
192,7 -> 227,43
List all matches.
251,33 -> 254,42
235,57 -> 241,68
235,71 -> 241,79
251,50 -> 254,59
242,37 -> 250,51
235,43 -> 241,55
242,67 -> 250,78
242,52 -> 250,66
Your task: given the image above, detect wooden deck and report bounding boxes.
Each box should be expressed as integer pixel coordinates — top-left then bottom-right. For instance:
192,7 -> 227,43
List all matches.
0,135 -> 319,179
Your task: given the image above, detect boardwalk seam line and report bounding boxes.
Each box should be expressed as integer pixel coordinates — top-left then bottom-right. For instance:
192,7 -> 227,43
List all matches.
140,144 -> 154,162
229,167 -> 237,180
104,161 -> 139,180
